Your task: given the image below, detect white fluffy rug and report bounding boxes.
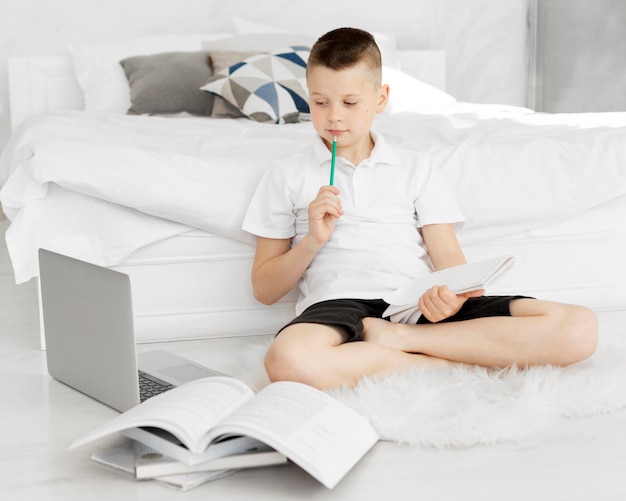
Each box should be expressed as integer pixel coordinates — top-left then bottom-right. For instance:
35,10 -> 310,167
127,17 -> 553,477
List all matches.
233,333 -> 626,448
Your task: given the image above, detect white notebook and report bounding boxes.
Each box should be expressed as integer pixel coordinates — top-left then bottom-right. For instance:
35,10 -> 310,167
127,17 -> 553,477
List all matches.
383,255 -> 515,324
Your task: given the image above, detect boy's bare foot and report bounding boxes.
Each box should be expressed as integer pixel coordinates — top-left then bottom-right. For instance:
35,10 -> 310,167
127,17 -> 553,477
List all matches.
362,317 -> 458,370
362,317 -> 411,351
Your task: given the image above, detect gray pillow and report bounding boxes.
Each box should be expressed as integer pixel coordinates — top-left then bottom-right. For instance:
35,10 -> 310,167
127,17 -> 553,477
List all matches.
120,51 -> 215,116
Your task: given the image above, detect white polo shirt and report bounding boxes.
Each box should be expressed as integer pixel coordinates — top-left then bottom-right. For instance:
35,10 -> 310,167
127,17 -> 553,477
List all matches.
242,131 -> 465,314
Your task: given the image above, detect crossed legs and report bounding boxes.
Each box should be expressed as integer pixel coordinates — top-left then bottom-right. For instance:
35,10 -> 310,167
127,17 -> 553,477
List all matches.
264,298 -> 599,390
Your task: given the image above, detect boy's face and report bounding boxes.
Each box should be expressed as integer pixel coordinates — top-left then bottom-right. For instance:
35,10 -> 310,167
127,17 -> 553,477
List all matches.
307,62 -> 389,152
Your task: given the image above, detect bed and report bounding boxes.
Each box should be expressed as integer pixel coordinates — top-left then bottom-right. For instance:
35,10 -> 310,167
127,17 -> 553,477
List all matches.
1,14 -> 626,349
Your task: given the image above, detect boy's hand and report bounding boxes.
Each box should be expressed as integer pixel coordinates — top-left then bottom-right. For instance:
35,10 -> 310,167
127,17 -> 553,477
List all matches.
418,286 -> 485,323
307,185 -> 343,246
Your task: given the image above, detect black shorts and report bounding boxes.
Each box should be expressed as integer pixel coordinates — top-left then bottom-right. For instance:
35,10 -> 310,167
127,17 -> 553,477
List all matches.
279,296 -> 531,343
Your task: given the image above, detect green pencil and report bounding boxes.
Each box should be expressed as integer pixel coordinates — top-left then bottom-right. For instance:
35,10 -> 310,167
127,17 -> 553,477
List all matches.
329,136 -> 337,186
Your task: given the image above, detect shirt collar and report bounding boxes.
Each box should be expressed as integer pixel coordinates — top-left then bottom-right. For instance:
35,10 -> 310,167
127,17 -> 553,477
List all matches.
312,130 -> 400,168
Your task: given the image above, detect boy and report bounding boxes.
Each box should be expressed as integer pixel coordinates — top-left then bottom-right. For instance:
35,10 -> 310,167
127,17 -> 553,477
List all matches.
242,28 -> 598,390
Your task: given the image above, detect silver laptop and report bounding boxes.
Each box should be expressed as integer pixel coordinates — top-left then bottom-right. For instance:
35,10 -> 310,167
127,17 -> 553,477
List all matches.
38,248 -> 225,412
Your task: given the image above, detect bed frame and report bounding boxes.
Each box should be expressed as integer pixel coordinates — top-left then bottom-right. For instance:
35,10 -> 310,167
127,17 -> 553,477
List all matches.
8,57 -> 84,131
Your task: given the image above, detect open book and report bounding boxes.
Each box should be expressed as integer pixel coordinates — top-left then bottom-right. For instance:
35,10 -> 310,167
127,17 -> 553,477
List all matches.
383,255 -> 515,324
71,377 -> 379,489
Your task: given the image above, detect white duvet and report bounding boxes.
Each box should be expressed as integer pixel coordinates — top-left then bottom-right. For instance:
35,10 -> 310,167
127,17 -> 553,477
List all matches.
2,105 -> 626,283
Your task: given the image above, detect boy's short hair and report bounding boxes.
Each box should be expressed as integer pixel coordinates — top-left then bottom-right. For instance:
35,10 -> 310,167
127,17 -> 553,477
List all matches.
307,28 -> 382,85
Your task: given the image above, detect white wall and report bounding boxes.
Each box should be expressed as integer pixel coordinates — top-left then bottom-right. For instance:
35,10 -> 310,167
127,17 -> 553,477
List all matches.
0,0 -> 530,151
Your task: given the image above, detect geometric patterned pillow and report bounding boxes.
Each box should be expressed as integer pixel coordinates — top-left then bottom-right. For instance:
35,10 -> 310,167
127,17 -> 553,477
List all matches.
200,46 -> 310,124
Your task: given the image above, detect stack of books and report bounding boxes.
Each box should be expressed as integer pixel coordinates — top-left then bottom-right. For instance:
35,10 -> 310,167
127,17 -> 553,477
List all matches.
91,438 -> 287,491
72,377 -> 379,490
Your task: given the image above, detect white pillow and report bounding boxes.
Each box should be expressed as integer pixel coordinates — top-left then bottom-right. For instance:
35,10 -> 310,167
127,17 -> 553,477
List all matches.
68,33 -> 231,113
231,17 -> 401,69
382,67 -> 456,113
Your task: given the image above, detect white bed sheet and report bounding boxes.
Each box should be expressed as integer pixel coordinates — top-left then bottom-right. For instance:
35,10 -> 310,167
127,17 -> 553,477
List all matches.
1,105 -> 626,307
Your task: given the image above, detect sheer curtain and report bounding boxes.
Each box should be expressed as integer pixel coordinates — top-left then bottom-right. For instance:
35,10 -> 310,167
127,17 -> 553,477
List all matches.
530,0 -> 626,112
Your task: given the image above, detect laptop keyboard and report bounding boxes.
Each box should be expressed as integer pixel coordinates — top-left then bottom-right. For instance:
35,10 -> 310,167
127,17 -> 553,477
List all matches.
138,370 -> 175,402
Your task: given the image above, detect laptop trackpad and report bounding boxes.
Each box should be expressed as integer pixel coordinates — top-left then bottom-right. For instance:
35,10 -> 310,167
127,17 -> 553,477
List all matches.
137,350 -> 225,386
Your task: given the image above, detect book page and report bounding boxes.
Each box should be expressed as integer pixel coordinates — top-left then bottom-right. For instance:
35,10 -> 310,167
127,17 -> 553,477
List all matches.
71,376 -> 254,453
206,381 -> 379,489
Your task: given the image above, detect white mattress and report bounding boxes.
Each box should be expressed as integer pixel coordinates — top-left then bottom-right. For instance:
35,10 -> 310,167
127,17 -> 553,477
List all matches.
112,231 -> 297,343
461,194 -> 626,311
114,193 -> 626,344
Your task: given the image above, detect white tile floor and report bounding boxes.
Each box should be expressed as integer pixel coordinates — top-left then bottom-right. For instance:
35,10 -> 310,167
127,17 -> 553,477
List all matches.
2,218 -> 626,500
